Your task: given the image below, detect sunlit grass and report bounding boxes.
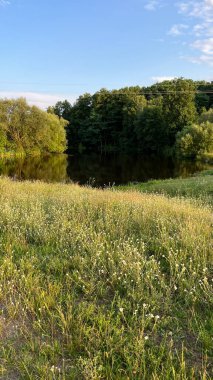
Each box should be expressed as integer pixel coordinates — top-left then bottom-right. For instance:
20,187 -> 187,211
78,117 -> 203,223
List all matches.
0,177 -> 212,379
118,172 -> 213,207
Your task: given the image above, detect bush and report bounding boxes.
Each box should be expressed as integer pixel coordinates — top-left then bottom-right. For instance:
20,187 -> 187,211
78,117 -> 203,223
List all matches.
175,122 -> 213,158
199,108 -> 213,123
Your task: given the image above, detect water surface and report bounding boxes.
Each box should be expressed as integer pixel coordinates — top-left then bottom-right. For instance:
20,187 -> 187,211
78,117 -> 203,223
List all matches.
0,154 -> 211,186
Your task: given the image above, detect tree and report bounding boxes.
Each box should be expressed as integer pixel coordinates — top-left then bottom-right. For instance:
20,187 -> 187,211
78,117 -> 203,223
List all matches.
120,89 -> 147,150
161,79 -> 197,144
135,101 -> 166,153
49,100 -> 72,121
49,78 -> 205,155
195,81 -> 213,110
175,122 -> 213,158
199,108 -> 213,124
69,93 -> 93,150
69,88 -> 147,152
0,98 -> 67,154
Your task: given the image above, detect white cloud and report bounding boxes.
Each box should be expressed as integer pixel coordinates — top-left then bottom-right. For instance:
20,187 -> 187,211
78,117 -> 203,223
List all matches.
178,0 -> 213,22
193,23 -> 213,37
0,92 -> 77,109
186,54 -> 213,65
192,38 -> 213,55
171,1 -> 213,65
144,1 -> 159,11
151,76 -> 175,82
168,24 -> 189,36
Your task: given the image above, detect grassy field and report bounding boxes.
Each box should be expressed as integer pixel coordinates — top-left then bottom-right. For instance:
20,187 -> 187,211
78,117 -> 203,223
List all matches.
118,170 -> 213,207
0,176 -> 212,379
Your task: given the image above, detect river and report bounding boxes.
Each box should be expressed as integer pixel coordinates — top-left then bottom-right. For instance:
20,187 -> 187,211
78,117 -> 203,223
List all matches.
0,153 -> 211,186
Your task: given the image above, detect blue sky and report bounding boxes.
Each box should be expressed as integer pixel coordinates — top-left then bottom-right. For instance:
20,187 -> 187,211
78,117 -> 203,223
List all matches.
0,0 -> 212,108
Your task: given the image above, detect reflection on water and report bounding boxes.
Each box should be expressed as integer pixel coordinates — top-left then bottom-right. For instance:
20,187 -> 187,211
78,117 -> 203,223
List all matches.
0,154 -> 68,183
0,154 -> 211,186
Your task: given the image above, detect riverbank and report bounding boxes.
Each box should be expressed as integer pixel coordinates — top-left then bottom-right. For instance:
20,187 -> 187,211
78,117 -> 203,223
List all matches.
0,151 -> 44,159
0,150 -> 55,158
0,177 -> 212,379
0,151 -> 26,158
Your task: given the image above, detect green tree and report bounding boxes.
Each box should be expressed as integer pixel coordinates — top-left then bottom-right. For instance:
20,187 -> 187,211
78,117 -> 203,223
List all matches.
175,122 -> 213,158
135,101 -> 166,153
162,79 -> 197,143
50,100 -> 72,120
0,98 -> 67,154
120,89 -> 147,150
49,78 -> 205,154
69,93 -> 93,150
195,81 -> 213,110
199,108 -> 213,124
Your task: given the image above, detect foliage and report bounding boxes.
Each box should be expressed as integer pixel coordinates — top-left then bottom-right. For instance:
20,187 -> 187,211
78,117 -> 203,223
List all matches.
0,177 -> 212,378
47,99 -> 72,121
134,102 -> 167,153
161,78 -> 197,144
51,78 -> 205,155
195,81 -> 213,111
0,98 -> 68,154
175,122 -> 213,158
70,88 -> 147,152
199,108 -> 213,124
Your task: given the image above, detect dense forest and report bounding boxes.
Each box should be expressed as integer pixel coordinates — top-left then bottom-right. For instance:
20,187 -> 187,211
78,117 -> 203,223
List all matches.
0,98 -> 67,154
49,78 -> 213,158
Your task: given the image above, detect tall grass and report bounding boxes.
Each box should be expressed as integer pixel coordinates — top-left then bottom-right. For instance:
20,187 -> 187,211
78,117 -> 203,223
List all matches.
0,178 -> 212,379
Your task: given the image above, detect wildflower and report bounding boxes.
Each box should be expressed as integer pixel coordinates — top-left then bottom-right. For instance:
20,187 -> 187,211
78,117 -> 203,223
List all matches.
119,307 -> 124,313
144,336 -> 149,341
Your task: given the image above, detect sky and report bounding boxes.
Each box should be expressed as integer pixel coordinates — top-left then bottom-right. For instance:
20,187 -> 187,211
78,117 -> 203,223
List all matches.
0,0 -> 212,108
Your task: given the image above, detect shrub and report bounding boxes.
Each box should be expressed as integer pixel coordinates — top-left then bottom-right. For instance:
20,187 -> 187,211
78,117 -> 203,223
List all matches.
199,107 -> 213,123
175,122 -> 213,158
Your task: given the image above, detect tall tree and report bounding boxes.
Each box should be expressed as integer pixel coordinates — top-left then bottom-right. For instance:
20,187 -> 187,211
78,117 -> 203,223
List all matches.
161,78 -> 197,144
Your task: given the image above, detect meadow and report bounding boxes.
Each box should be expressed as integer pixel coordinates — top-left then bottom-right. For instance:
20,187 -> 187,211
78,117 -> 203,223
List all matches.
118,170 -> 213,207
0,174 -> 212,379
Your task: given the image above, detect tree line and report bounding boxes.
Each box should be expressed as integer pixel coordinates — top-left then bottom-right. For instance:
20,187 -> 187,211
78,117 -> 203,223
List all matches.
0,78 -> 212,157
49,78 -> 213,158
